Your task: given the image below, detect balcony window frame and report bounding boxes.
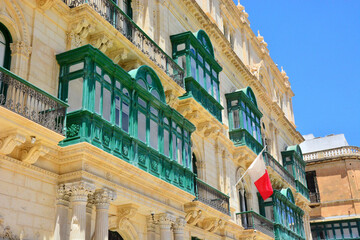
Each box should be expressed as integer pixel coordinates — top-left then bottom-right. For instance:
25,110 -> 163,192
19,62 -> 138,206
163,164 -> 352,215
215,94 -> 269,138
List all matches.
0,23 -> 12,70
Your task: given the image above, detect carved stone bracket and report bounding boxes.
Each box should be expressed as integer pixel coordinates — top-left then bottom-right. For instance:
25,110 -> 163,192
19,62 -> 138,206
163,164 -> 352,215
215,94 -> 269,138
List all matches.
68,19 -> 96,48
185,210 -> 202,226
20,143 -> 49,164
116,204 -> 138,229
0,132 -> 26,155
91,34 -> 113,53
36,0 -> 56,10
109,49 -> 129,64
201,217 -> 224,233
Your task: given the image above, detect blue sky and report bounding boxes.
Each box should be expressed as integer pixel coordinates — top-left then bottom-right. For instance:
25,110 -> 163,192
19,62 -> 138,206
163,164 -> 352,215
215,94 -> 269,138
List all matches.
235,0 -> 360,146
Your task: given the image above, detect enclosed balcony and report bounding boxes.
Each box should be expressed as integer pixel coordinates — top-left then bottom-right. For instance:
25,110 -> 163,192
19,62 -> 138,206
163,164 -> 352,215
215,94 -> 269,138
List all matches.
0,66 -> 67,135
62,0 -> 184,88
264,151 -> 296,188
195,178 -> 230,215
56,45 -> 195,194
225,87 -> 263,155
236,211 -> 275,239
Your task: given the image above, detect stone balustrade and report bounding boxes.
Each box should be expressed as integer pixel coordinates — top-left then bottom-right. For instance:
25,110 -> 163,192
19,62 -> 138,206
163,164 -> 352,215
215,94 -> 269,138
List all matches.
303,146 -> 360,161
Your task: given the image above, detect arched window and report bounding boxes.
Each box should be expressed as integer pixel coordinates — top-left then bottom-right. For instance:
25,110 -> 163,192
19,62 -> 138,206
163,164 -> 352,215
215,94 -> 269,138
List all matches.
0,23 -> 12,70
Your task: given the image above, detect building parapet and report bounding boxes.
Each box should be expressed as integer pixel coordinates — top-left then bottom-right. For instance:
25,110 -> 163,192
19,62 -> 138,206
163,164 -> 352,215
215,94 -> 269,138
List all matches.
304,146 -> 360,161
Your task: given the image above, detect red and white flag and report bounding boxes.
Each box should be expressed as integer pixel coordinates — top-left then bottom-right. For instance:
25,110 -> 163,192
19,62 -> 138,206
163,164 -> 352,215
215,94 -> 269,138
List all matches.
248,149 -> 273,200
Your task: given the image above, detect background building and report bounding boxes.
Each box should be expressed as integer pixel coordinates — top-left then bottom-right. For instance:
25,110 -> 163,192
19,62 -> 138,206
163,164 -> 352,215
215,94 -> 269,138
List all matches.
302,134 -> 360,239
0,0 -> 310,239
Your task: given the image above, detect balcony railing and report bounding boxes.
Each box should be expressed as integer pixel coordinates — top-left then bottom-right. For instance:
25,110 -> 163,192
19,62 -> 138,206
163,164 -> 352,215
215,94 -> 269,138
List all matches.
62,0 -> 184,88
309,192 -> 320,203
264,152 -> 296,188
196,178 -> 230,215
303,146 -> 360,161
236,211 -> 275,238
0,67 -> 67,134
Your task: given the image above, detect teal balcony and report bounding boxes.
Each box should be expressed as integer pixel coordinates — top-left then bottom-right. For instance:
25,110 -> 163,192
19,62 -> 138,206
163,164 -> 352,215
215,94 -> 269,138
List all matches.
229,128 -> 263,155
57,45 -> 195,194
236,211 -> 275,238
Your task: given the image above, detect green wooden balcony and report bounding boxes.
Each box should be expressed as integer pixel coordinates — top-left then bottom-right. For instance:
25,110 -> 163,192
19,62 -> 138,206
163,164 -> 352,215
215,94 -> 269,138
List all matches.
195,178 -> 230,215
295,180 -> 309,201
180,76 -> 223,122
0,66 -> 67,134
236,211 -> 275,238
229,128 -> 263,155
62,0 -> 184,88
264,151 -> 296,188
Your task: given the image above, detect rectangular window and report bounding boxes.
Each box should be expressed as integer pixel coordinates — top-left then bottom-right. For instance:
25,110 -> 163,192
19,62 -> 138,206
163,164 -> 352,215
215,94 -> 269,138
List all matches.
137,111 -> 146,143
150,119 -> 158,150
164,129 -> 170,157
102,87 -> 111,121
177,137 -> 182,165
115,96 -> 120,126
95,81 -> 101,114
191,57 -> 196,80
122,101 -> 129,133
198,66 -> 204,87
67,78 -> 83,112
233,110 -> 240,129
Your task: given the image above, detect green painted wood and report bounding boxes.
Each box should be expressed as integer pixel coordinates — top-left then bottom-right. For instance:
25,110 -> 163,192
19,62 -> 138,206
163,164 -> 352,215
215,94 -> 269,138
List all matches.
56,45 -> 196,195
229,128 -> 263,154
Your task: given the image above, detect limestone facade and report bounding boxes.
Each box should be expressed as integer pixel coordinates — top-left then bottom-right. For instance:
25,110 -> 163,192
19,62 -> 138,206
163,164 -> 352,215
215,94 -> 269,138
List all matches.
0,0 -> 310,239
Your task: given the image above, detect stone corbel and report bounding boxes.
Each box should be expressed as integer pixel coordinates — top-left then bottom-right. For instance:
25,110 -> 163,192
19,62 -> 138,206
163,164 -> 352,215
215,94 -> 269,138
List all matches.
164,89 -> 180,108
68,19 -> 96,48
91,34 -> 113,53
0,132 -> 26,155
109,49 -> 129,64
185,210 -> 202,226
20,142 -> 49,164
201,217 -> 223,232
116,204 -> 139,229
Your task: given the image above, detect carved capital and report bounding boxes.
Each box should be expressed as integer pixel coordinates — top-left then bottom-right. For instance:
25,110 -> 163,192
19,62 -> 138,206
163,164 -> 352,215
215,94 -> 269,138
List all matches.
157,213 -> 175,228
93,188 -> 116,209
21,143 -> 49,164
0,132 -> 26,155
56,184 -> 71,207
86,194 -> 95,213
10,41 -> 32,57
91,34 -> 113,53
68,181 -> 95,203
185,210 -> 202,226
173,217 -> 186,232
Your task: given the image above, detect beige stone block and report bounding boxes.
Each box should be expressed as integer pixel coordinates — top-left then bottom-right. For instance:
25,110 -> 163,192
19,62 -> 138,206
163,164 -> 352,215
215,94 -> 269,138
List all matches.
0,181 -> 18,197
0,194 -> 12,208
10,198 -> 32,212
25,177 -> 42,191
17,212 -> 34,227
42,182 -> 55,195
0,168 -> 14,183
36,192 -> 55,207
34,216 -> 53,230
13,174 -> 26,186
16,186 -> 37,202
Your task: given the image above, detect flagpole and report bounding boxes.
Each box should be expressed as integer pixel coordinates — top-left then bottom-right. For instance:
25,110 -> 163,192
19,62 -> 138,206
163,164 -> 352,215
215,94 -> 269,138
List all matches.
235,146 -> 267,187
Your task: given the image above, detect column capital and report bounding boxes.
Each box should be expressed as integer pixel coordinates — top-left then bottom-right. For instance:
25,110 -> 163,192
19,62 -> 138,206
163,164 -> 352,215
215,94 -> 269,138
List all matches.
10,41 -> 32,57
157,213 -> 175,228
56,184 -> 71,207
173,217 -> 186,231
94,188 -> 116,209
68,181 -> 95,203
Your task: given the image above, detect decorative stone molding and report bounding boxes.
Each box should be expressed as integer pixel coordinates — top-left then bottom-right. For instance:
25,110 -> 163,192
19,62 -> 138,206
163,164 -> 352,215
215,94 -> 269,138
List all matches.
185,210 -> 202,226
0,226 -> 20,240
116,204 -> 138,229
68,181 -> 96,202
109,49 -> 129,64
201,217 -> 224,233
68,19 -> 96,48
20,143 -> 49,164
91,34 -> 113,53
36,0 -> 56,10
10,41 -> 32,57
0,132 -> 26,155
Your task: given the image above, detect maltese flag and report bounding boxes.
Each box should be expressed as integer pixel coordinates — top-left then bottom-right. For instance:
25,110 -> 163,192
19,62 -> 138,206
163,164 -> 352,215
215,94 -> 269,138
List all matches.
248,149 -> 273,200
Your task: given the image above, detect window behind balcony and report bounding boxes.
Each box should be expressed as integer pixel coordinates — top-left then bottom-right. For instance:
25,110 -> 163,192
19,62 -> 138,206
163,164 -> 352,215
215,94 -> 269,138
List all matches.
306,171 -> 320,203
0,23 -> 12,70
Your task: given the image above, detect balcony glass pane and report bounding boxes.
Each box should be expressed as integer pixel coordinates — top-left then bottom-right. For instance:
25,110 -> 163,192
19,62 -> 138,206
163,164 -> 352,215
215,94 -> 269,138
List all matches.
122,101 -> 129,132
115,96 -> 120,126
177,137 -> 182,165
334,228 -> 341,238
213,82 -> 219,101
351,227 -> 359,237
343,228 -> 351,238
198,66 -> 204,87
164,129 -> 169,157
95,81 -> 101,114
137,111 -> 146,143
191,57 -> 196,80
68,78 -> 83,112
172,133 -> 176,160
69,62 -> 84,73
150,119 -> 158,150
206,73 -> 211,95
184,142 -> 189,168
103,88 -> 111,121
233,110 -> 240,129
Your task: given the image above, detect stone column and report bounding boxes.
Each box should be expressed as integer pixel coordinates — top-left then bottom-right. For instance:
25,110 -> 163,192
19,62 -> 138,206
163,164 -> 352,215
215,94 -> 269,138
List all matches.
173,218 -> 186,240
239,189 -> 248,227
86,194 -> 94,240
69,181 -> 95,240
158,213 -> 175,240
53,184 -> 70,240
93,188 -> 116,240
146,215 -> 156,240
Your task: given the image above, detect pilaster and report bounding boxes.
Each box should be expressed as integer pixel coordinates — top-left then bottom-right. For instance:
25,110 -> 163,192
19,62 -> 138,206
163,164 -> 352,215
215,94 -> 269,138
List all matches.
173,217 -> 186,240
53,184 -> 71,240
